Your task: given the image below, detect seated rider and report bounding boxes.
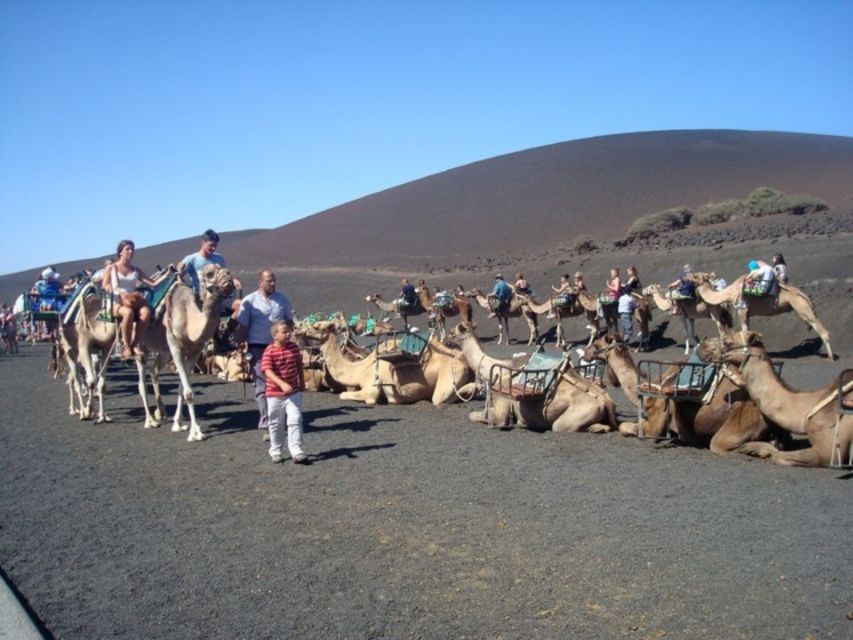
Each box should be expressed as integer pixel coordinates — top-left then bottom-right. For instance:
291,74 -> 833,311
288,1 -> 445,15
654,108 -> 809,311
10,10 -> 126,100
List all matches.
573,272 -> 587,293
551,274 -> 575,307
743,259 -> 776,297
667,264 -> 695,316
489,273 -> 513,313
771,253 -> 789,284
103,239 -> 172,360
514,272 -> 533,296
605,268 -> 621,303
624,265 -> 641,293
398,278 -> 419,309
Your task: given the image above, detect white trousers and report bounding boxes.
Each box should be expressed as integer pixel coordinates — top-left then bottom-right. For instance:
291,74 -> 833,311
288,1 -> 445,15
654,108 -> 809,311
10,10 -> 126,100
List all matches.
266,393 -> 305,458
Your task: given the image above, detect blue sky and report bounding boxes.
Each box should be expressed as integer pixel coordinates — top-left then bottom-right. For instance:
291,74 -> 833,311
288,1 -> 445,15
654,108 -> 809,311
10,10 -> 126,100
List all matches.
1,1 -> 852,276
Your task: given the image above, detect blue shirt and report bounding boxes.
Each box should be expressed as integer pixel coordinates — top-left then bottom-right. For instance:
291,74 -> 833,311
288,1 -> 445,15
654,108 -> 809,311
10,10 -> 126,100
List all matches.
236,289 -> 294,345
492,280 -> 512,302
181,252 -> 227,292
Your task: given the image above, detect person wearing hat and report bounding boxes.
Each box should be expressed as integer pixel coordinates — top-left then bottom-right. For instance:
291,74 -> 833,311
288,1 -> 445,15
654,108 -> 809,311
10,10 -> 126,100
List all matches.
488,273 -> 513,316
740,259 -> 775,304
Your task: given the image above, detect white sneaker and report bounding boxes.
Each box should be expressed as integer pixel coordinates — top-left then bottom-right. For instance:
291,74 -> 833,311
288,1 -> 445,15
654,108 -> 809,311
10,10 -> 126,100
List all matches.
271,453 -> 284,464
293,453 -> 309,464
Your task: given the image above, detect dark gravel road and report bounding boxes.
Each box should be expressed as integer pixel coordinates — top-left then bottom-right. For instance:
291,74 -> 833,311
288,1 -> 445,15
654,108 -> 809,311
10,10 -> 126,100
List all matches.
1,344 -> 851,639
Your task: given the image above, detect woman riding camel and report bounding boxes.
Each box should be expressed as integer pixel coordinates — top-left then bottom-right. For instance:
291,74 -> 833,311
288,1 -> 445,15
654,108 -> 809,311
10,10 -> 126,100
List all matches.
102,239 -> 171,360
623,265 -> 641,293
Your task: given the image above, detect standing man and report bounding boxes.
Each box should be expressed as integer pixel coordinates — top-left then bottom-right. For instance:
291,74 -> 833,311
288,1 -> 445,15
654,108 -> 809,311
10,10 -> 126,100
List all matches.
235,270 -> 294,440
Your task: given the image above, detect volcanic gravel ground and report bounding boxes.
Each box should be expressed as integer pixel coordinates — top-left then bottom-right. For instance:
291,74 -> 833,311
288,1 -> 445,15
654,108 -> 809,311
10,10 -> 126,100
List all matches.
1,344 -> 852,639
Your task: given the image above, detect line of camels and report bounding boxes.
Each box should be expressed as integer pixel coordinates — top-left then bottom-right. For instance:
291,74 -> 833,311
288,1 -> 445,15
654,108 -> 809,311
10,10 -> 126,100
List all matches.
52,264 -> 849,469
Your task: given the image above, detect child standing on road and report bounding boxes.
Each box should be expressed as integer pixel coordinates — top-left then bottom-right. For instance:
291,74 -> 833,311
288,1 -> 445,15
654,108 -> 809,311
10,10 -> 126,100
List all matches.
262,321 -> 308,464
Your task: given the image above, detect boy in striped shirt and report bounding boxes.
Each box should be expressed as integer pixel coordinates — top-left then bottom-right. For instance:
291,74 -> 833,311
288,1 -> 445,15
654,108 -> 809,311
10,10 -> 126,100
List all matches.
261,321 -> 308,464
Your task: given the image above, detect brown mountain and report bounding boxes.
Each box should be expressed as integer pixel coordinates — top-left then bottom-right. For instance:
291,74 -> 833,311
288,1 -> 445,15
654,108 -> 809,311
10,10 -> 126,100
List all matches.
222,129 -> 853,271
3,129 -> 852,354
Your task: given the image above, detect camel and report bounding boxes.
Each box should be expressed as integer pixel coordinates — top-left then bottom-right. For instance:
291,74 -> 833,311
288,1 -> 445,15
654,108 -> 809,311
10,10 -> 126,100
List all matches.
301,322 -> 473,405
56,286 -> 118,423
700,331 -> 851,467
642,282 -> 731,354
134,264 -> 235,441
451,324 -> 616,432
519,290 -> 652,350
517,293 -> 596,347
465,288 -> 539,345
366,288 -> 431,331
584,333 -> 784,454
692,274 -> 834,360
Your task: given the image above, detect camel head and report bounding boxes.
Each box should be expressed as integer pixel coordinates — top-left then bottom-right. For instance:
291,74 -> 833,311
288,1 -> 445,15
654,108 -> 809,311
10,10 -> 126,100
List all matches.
702,330 -> 766,365
641,284 -> 660,297
294,319 -> 337,343
365,294 -> 382,303
447,321 -> 475,346
200,264 -> 236,297
462,288 -> 483,298
582,332 -> 625,363
686,271 -> 718,285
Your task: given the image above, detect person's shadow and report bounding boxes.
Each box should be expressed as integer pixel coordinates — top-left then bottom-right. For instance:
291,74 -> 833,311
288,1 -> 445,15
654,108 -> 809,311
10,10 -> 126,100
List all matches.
307,442 -> 396,463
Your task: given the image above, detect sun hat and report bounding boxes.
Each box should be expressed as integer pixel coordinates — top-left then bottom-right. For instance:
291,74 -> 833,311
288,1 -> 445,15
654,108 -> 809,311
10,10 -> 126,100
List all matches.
748,260 -> 759,271
682,264 -> 692,274
495,273 -> 503,280
41,267 -> 59,280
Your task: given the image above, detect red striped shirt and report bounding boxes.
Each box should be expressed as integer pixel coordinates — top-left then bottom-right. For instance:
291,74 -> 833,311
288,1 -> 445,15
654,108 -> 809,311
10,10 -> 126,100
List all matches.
261,342 -> 303,397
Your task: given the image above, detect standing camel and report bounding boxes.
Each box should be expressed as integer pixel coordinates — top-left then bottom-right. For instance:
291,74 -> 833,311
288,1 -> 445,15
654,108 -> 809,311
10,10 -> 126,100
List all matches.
135,264 -> 235,441
517,294 -> 596,348
464,288 -> 539,346
366,287 -> 431,332
701,331 -> 851,467
692,274 -> 834,360
642,283 -> 731,354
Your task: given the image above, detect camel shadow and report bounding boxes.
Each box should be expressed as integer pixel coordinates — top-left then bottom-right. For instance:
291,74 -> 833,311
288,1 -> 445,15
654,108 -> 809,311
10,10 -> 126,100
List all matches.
304,406 -> 368,421
648,320 -> 678,350
208,408 -> 267,435
308,443 -> 397,463
768,337 -> 830,360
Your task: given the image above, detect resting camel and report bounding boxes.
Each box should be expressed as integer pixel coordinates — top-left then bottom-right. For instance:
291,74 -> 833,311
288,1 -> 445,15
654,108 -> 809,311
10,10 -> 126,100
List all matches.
584,333 -> 784,454
465,288 -> 539,345
302,321 -> 473,405
642,282 -> 731,354
451,324 -> 616,432
692,274 -> 834,360
135,264 -> 235,441
701,331 -> 851,467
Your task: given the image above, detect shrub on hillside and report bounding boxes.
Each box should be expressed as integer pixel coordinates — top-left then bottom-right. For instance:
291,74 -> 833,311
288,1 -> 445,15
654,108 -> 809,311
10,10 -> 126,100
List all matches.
694,199 -> 746,225
625,207 -> 692,241
573,235 -> 598,253
773,194 -> 828,216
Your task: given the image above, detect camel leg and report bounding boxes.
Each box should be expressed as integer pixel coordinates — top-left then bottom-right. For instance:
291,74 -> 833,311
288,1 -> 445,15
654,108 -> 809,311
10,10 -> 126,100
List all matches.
739,442 -> 824,467
93,363 -> 112,424
551,402 -> 611,433
788,297 -> 835,359
134,358 -> 161,428
169,352 -> 205,442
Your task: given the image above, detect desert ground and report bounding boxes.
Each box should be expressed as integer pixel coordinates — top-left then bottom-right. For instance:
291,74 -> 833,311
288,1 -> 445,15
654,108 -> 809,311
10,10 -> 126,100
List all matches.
1,130 -> 852,638
1,326 -> 851,639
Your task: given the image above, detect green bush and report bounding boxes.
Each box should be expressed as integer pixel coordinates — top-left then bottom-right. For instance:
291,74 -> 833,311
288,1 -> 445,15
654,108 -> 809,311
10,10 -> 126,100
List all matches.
773,194 -> 828,216
625,207 -> 692,240
694,199 -> 745,225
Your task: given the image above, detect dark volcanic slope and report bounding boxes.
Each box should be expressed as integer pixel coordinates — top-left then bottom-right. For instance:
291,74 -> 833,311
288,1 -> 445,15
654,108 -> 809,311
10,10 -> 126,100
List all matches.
2,130 -> 853,303
225,130 -> 853,270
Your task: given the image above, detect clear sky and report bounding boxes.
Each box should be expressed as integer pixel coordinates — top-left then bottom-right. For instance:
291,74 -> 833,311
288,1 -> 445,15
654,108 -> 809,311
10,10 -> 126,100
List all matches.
2,1 -> 852,276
